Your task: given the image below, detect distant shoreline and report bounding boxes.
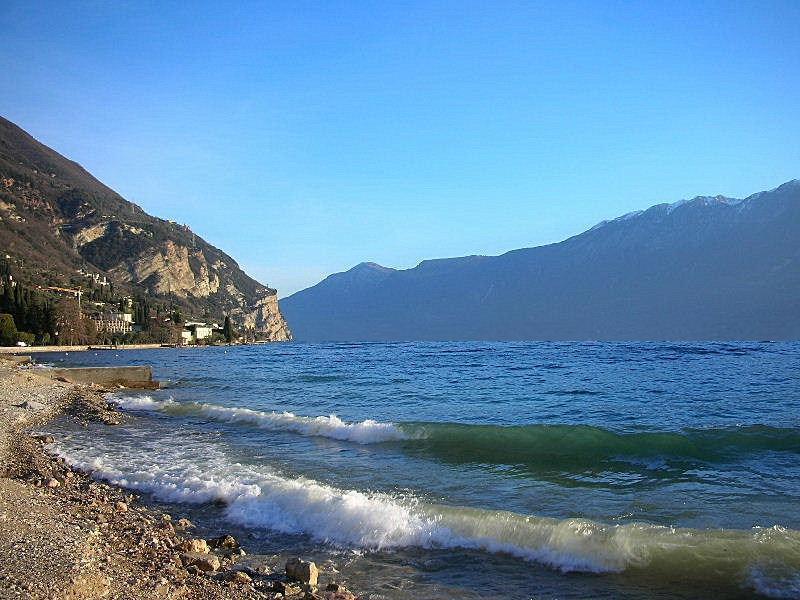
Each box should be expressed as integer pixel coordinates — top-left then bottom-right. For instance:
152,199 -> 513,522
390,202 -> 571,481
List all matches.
0,342 -> 285,354
0,343 -> 166,354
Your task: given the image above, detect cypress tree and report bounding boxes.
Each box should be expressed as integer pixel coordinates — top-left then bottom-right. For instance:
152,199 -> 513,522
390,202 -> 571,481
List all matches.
223,315 -> 235,342
1,280 -> 10,314
12,285 -> 25,330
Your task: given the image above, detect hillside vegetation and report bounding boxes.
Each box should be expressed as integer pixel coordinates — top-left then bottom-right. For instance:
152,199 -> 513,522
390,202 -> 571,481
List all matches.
0,116 -> 290,342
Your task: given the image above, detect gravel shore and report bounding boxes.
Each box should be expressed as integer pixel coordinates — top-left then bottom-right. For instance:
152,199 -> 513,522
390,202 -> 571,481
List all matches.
0,361 -> 358,600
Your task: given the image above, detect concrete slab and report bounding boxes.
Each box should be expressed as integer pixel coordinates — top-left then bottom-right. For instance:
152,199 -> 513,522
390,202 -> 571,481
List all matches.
46,366 -> 158,389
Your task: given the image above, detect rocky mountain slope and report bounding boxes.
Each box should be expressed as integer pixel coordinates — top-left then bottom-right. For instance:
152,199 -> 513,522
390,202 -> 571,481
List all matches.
0,116 -> 290,340
282,180 -> 800,341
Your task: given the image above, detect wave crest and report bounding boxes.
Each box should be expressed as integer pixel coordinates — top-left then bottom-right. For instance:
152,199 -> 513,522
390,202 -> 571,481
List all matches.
52,441 -> 800,592
108,395 -> 800,467
107,394 -> 408,444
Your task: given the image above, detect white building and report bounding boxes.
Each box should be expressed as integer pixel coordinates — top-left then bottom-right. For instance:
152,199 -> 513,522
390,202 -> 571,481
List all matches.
92,314 -> 133,335
183,321 -> 214,342
106,311 -> 133,323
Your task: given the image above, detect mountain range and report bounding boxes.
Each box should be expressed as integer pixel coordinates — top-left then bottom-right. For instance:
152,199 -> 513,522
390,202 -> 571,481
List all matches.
282,180 -> 800,341
0,116 -> 290,340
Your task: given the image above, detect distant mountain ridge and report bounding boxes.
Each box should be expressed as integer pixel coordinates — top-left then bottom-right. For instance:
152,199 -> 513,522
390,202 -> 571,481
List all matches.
0,116 -> 290,339
282,180 -> 800,341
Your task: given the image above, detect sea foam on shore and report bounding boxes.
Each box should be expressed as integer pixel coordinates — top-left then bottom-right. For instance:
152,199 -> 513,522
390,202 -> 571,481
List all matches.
50,416 -> 800,593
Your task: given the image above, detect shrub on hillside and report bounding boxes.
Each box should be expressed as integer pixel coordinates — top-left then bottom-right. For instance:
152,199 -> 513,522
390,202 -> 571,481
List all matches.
16,331 -> 35,346
0,313 -> 18,346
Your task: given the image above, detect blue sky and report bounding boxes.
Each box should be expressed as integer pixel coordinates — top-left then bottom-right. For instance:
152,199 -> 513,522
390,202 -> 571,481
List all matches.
1,1 -> 798,296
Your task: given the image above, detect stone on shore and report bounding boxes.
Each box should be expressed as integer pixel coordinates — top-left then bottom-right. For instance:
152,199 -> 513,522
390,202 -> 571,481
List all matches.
228,570 -> 252,584
158,520 -> 176,535
324,583 -> 357,600
210,533 -> 239,549
174,518 -> 194,531
180,551 -> 220,572
177,538 -> 209,554
286,557 -> 319,586
17,400 -> 46,410
274,580 -> 303,596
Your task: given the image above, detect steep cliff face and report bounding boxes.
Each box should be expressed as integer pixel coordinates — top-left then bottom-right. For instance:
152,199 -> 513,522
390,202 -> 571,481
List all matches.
235,294 -> 292,341
0,116 -> 290,340
113,240 -> 221,297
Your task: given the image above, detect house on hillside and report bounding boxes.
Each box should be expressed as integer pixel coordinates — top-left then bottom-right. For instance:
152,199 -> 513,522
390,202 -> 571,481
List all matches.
182,321 -> 219,344
92,312 -> 134,335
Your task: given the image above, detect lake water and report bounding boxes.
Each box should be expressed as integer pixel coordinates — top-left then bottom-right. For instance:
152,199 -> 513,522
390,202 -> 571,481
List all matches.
38,341 -> 800,599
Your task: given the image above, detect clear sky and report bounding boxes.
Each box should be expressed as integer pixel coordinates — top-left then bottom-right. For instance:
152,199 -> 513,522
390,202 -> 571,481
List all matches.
1,1 -> 798,296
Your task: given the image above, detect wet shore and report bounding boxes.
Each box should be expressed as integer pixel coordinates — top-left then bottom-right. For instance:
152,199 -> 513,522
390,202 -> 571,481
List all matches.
0,362 -> 357,600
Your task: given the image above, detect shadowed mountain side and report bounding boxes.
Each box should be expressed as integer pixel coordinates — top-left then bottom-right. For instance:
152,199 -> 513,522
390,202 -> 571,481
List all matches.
282,180 -> 800,341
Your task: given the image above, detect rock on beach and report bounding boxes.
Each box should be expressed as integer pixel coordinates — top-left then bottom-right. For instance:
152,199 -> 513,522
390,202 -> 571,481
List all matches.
177,538 -> 210,554
286,557 -> 319,586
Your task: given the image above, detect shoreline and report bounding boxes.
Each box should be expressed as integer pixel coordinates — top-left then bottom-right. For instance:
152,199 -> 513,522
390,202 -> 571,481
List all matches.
0,341 -> 288,355
0,362 -> 357,600
0,344 -> 167,355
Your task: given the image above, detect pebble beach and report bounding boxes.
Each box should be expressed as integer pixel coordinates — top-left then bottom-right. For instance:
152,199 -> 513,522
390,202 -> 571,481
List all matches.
0,359 -> 357,600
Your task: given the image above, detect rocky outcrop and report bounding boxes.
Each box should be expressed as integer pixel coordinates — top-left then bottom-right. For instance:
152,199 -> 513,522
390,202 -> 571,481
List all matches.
0,115 -> 292,341
236,292 -> 292,341
285,557 -> 319,586
72,222 -> 109,247
115,240 -> 221,298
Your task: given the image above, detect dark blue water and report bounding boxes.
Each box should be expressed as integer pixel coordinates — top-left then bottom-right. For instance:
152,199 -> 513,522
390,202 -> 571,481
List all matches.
38,342 -> 800,599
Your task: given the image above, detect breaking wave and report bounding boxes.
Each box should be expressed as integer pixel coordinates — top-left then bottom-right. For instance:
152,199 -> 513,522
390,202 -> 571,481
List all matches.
108,394 -> 408,444
108,394 -> 800,466
51,439 -> 800,596
396,422 -> 800,470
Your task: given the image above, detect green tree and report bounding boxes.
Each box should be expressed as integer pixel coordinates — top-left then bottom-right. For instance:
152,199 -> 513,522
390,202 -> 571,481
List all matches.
145,320 -> 181,344
0,313 -> 18,346
16,332 -> 35,346
222,315 -> 236,343
1,281 -> 11,314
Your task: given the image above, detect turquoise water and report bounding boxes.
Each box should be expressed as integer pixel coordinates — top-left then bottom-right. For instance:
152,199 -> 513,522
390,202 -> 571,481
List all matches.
39,342 -> 800,598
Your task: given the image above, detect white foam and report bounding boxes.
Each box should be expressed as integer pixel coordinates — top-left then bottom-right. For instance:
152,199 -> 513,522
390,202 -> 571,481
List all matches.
107,394 -> 409,444
92,395 -> 800,590
185,404 -> 408,444
49,432 -> 800,586
108,394 -> 176,411
52,440 -> 622,571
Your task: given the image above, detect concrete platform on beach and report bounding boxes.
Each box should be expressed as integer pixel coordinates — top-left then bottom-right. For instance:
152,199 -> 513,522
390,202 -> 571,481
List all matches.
45,366 -> 159,389
0,355 -> 32,367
